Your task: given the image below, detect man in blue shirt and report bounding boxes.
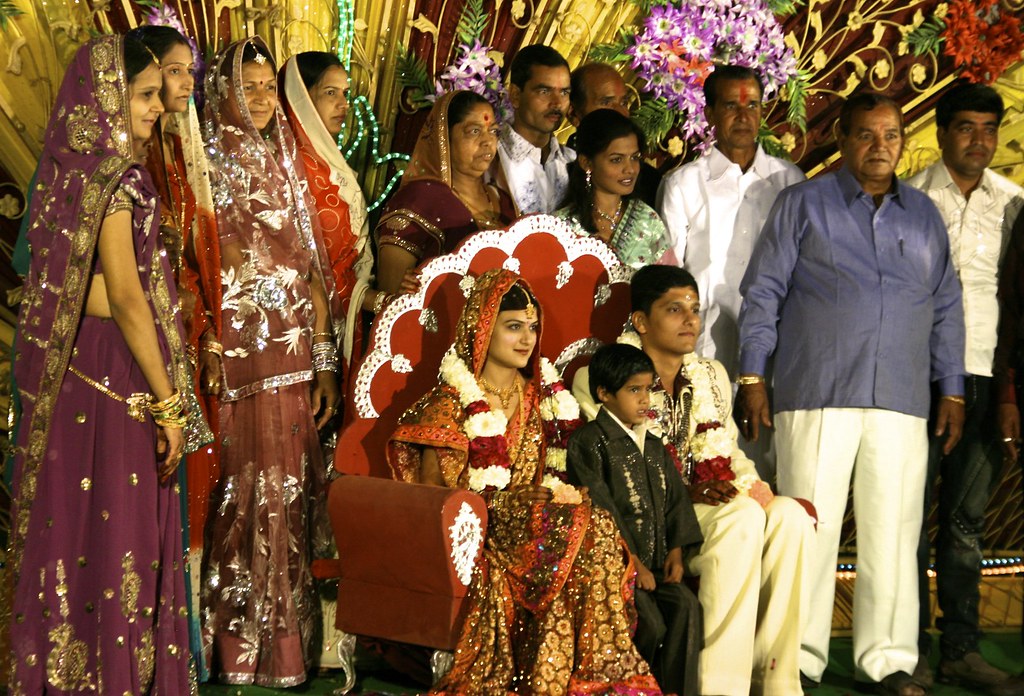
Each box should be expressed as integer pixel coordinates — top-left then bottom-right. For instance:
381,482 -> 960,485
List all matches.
737,92 -> 966,696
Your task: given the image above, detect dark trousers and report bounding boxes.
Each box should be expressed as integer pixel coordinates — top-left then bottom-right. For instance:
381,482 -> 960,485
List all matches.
633,572 -> 702,695
917,375 -> 1000,659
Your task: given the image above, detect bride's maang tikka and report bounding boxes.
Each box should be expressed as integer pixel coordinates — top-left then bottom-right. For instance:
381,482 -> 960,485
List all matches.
523,287 -> 537,322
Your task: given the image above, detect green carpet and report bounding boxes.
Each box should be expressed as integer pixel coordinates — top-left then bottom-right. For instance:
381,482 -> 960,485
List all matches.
198,632 -> 1024,695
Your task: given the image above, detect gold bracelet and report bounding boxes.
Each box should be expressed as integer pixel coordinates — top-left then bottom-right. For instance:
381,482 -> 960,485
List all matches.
736,374 -> 765,386
199,339 -> 223,356
312,331 -> 333,341
150,391 -> 187,429
941,394 -> 966,405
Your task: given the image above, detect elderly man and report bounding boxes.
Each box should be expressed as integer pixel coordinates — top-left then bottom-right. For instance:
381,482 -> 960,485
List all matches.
657,64 -> 804,478
492,44 -> 575,215
908,82 -> 1024,696
567,62 -> 661,207
738,92 -> 966,696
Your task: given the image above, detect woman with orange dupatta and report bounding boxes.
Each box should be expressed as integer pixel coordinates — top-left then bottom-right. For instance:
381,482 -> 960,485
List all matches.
388,269 -> 663,695
374,91 -> 516,295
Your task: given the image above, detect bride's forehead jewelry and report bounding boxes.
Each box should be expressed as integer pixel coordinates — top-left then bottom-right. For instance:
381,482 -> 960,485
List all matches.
253,52 -> 267,65
523,291 -> 537,322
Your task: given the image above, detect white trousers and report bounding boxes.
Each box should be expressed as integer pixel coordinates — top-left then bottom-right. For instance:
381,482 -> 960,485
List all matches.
691,495 -> 815,696
775,408 -> 927,683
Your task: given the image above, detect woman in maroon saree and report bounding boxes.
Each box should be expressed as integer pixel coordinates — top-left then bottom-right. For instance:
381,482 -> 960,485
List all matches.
4,35 -> 210,693
375,90 -> 516,294
200,37 -> 339,687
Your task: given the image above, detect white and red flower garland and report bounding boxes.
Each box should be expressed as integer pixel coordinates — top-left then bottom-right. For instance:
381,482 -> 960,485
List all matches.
617,329 -> 757,494
440,348 -> 584,502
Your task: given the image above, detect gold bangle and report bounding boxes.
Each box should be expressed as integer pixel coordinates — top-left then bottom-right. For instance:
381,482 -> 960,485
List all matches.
736,374 -> 765,386
941,394 -> 966,405
150,391 -> 187,429
199,339 -> 223,356
312,331 -> 333,340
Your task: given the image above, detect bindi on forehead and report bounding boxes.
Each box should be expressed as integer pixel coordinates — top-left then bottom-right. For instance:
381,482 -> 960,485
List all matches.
482,112 -> 490,123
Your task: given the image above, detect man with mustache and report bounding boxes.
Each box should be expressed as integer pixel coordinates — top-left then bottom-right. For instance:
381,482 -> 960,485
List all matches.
738,92 -> 966,696
657,65 -> 804,480
493,44 -> 575,215
907,82 -> 1024,696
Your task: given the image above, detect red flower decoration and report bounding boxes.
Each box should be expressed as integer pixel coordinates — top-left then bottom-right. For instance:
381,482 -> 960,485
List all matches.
465,400 -> 491,416
692,456 -> 736,487
469,435 -> 510,471
943,0 -> 1024,83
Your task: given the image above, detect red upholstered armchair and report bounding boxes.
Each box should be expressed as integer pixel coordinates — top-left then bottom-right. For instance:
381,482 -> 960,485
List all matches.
320,215 -> 634,690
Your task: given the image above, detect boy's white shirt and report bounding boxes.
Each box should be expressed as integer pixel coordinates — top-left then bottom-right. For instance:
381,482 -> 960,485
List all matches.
601,404 -> 648,456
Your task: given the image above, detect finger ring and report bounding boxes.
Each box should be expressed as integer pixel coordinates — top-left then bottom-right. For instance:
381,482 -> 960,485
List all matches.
742,419 -> 749,424
1003,437 -> 1014,443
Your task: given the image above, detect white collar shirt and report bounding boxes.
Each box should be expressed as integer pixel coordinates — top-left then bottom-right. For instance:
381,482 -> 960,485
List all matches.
496,123 -> 575,215
907,161 -> 1024,376
603,405 -> 648,455
657,145 -> 804,376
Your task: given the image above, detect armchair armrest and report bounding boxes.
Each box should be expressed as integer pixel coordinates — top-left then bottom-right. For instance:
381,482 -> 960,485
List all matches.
327,475 -> 488,650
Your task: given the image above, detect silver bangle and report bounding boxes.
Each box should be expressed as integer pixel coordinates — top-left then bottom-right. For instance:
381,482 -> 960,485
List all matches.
312,341 -> 339,373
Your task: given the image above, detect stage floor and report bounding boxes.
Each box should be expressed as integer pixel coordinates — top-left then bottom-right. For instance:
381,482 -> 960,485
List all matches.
197,632 -> 1024,695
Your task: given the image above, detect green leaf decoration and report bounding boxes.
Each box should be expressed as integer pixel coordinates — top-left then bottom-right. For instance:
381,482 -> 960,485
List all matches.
589,29 -> 633,64
783,68 -> 810,133
905,16 -> 945,57
633,97 -> 676,150
396,45 -> 435,110
757,122 -> 790,160
0,0 -> 25,31
456,0 -> 488,45
631,0 -> 662,11
766,0 -> 805,17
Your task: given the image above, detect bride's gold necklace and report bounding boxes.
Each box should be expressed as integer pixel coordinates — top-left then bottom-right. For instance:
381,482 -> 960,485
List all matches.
479,374 -> 522,409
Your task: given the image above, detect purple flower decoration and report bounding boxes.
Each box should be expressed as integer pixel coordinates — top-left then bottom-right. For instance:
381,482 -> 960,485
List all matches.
625,0 -> 798,145
432,40 -> 514,124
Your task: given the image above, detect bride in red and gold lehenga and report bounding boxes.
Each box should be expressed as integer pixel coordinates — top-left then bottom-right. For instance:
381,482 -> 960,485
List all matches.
388,268 -> 663,695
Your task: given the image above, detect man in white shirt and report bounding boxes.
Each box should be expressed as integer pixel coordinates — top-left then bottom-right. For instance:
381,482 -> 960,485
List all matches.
657,65 -> 804,478
493,44 -> 575,215
907,82 -> 1024,696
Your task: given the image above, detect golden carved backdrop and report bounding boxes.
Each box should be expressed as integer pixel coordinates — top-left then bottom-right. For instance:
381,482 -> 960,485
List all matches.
0,0 -> 1021,559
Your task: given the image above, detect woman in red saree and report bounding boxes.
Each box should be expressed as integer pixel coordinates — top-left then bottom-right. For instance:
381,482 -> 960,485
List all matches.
281,52 -> 374,380
375,91 -> 516,295
200,37 -> 339,687
388,269 -> 662,695
128,23 -> 220,680
5,35 -> 210,693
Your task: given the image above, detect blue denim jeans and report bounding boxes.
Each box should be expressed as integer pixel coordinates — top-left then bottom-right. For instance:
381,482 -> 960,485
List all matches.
917,375 -> 1000,660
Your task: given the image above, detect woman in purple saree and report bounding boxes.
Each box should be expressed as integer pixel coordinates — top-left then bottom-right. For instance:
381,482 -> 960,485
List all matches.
3,35 -> 210,693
